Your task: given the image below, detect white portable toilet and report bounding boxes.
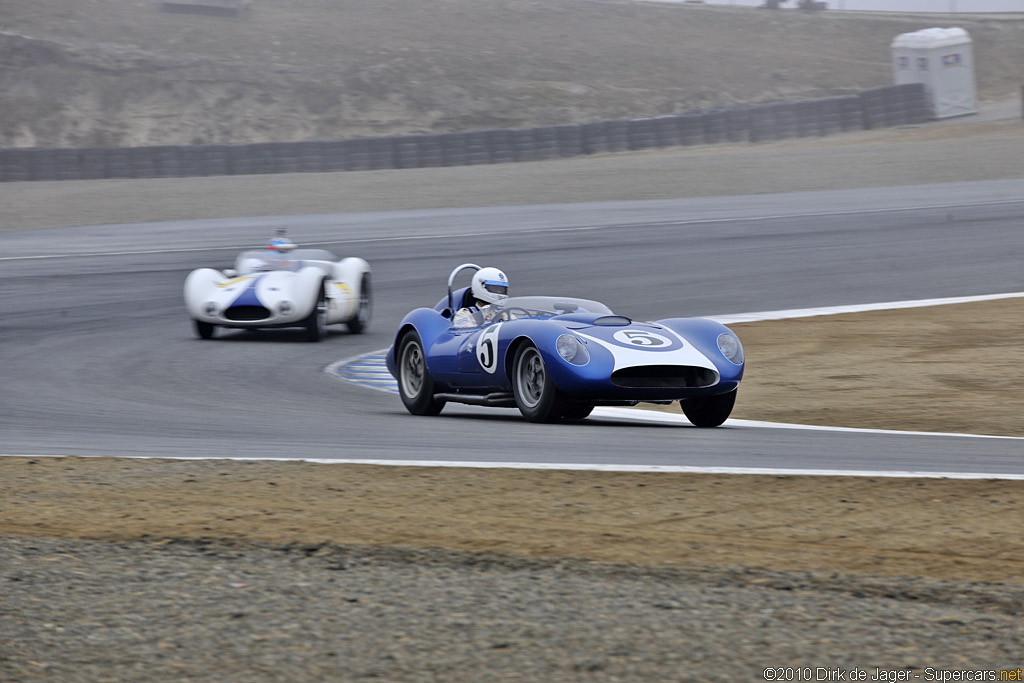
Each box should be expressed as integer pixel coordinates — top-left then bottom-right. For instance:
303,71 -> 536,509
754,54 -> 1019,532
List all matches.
891,27 -> 976,119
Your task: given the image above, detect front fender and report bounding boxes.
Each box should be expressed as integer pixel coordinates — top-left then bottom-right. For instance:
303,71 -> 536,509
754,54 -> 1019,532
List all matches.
184,268 -> 226,318
281,266 -> 327,318
657,317 -> 745,384
499,322 -> 616,393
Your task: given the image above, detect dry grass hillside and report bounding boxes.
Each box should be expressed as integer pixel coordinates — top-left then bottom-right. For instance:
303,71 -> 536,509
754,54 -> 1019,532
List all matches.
1,0 -> 1022,148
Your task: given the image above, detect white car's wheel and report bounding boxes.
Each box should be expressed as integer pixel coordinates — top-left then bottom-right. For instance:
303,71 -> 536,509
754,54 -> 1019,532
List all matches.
193,319 -> 215,340
347,273 -> 371,334
303,280 -> 328,342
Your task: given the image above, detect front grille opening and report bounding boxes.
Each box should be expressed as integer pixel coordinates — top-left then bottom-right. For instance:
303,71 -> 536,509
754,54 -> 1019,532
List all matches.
224,305 -> 271,322
611,365 -> 718,389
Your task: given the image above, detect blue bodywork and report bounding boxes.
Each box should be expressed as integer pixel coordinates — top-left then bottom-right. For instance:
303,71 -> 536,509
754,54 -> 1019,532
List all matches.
386,288 -> 744,406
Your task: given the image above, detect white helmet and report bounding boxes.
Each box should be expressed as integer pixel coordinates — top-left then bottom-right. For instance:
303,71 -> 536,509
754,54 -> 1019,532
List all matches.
472,267 -> 509,306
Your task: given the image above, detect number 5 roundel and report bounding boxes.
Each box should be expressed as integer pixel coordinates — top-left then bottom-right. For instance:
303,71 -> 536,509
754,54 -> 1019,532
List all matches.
612,329 -> 672,348
477,324 -> 503,373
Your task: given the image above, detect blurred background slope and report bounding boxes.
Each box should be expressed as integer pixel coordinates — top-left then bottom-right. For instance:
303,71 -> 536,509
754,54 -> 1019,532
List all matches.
1,0 -> 1021,148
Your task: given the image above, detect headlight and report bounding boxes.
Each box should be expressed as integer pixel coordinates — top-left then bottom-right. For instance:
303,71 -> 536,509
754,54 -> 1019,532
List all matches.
717,333 -> 744,365
203,302 -> 218,315
278,301 -> 294,315
556,334 -> 590,366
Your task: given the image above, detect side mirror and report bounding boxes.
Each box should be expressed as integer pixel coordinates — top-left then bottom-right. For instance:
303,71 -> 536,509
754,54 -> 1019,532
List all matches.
223,269 -> 238,278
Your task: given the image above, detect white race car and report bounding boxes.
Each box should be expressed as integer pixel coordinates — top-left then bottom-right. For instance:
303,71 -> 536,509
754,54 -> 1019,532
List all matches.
184,234 -> 372,341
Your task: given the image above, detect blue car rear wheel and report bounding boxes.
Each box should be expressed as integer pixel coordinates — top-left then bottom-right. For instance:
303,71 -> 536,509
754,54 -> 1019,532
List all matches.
398,331 -> 445,416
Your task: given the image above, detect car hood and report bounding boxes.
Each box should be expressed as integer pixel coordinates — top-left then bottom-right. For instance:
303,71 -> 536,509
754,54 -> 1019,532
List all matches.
210,271 -> 298,306
561,319 -> 719,373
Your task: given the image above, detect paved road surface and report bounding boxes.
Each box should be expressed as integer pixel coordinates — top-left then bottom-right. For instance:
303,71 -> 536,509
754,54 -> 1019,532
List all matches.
2,180 -> 1023,473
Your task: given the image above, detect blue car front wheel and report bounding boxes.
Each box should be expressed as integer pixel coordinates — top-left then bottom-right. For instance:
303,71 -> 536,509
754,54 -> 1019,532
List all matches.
680,389 -> 736,428
512,344 -> 565,423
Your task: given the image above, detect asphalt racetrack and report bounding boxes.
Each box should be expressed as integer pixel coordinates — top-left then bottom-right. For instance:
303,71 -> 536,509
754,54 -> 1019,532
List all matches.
3,179 -> 1023,474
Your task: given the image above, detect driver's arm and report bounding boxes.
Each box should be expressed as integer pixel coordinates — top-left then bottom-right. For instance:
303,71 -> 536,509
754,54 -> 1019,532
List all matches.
453,307 -> 483,327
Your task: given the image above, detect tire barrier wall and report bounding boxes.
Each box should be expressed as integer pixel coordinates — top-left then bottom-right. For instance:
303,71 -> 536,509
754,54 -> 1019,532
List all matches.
0,83 -> 929,183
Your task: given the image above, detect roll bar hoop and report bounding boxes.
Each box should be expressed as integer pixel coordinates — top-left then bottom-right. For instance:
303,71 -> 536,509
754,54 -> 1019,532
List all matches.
447,263 -> 481,312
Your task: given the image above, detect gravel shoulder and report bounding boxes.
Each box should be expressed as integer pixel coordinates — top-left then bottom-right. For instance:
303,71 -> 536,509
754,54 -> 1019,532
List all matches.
3,459 -> 1024,681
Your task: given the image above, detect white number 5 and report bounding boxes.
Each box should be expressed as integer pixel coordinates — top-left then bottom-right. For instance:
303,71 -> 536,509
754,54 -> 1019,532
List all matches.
612,329 -> 671,348
477,324 -> 502,373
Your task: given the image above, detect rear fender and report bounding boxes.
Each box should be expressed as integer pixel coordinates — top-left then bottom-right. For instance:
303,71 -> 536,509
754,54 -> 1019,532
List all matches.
387,309 -> 452,377
334,257 -> 371,286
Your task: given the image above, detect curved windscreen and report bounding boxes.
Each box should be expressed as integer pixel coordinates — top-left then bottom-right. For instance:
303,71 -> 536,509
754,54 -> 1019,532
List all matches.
492,296 -> 613,319
235,248 -> 337,274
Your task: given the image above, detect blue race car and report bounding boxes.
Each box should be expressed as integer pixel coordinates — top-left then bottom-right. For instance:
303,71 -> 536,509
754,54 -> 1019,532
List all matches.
386,264 -> 745,425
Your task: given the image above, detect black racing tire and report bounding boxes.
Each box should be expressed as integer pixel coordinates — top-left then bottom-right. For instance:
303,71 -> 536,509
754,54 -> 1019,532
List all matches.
560,404 -> 595,421
303,279 -> 329,342
680,389 -> 737,428
193,319 -> 215,340
347,273 -> 372,334
511,344 -> 565,423
397,331 -> 446,416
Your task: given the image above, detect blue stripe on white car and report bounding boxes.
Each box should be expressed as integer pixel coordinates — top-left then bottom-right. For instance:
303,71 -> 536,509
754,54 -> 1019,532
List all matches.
228,274 -> 265,308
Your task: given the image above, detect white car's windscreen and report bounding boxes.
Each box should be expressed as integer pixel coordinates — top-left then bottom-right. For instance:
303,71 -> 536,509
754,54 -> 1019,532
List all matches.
235,249 -> 338,274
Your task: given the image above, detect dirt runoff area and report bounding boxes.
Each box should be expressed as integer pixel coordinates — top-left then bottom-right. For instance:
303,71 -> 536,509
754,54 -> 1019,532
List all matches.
2,456 -> 1023,586
697,297 -> 1024,439
3,297 -> 1023,586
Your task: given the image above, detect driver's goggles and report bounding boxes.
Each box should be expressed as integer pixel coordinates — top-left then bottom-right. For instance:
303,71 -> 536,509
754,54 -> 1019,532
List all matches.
483,282 -> 508,295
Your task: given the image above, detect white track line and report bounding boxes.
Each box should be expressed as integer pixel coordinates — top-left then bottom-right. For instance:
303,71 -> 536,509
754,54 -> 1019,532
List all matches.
711,291 -> 1024,324
595,407 -> 1023,440
3,453 -> 1023,480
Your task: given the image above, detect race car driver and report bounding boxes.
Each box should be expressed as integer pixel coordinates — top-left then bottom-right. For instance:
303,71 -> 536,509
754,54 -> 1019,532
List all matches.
453,266 -> 509,327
